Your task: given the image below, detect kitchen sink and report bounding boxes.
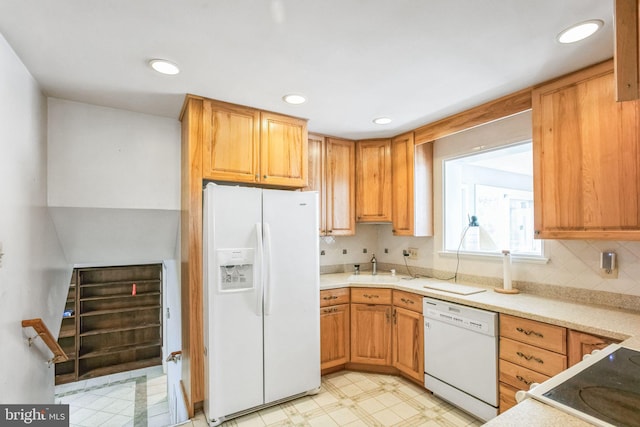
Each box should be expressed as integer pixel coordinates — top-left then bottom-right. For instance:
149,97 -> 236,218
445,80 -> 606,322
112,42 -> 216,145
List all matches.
347,274 -> 399,283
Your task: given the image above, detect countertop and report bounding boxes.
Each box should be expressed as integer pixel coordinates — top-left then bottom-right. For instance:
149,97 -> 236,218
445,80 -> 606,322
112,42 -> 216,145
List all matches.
320,272 -> 640,426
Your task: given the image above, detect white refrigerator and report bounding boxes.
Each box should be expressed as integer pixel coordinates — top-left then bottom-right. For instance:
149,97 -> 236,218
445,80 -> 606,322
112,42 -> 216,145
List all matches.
203,183 -> 320,426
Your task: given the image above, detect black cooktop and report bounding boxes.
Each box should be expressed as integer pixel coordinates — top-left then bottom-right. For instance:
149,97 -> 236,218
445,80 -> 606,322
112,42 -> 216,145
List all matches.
542,347 -> 640,427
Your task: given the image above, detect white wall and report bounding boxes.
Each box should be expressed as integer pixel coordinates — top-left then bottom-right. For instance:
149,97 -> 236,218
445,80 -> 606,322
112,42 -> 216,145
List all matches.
48,98 -> 180,210
47,98 -> 181,265
370,111 -> 640,297
0,34 -> 70,403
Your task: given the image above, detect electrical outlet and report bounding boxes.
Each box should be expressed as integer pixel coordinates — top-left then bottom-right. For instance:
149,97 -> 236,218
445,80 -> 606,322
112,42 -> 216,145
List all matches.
599,251 -> 618,279
600,268 -> 619,279
408,247 -> 418,260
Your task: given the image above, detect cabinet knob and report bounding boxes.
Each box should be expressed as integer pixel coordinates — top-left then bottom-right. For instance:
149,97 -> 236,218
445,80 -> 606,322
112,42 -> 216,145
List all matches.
263,175 -> 268,179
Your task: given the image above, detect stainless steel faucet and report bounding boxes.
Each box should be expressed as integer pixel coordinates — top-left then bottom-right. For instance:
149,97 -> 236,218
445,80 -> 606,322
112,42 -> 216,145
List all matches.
371,254 -> 377,275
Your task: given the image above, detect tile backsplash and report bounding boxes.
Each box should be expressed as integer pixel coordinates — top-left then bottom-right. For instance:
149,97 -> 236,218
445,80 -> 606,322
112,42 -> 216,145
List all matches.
321,224 -> 640,298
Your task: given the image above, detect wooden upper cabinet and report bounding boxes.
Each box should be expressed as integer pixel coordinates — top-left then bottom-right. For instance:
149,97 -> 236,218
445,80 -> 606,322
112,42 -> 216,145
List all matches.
202,99 -> 260,183
260,111 -> 308,187
306,133 -> 326,235
532,60 -> 640,239
356,139 -> 392,222
197,96 -> 308,188
326,138 -> 356,236
305,135 -> 355,236
391,132 -> 433,236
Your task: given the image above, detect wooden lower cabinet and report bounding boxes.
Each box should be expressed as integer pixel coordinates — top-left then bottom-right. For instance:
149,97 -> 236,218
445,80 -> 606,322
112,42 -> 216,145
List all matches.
392,306 -> 424,382
350,303 -> 393,366
320,288 -> 350,372
499,382 -> 519,414
498,314 -> 567,414
567,329 -> 620,367
320,304 -> 350,370
320,288 -> 350,373
323,288 -> 425,385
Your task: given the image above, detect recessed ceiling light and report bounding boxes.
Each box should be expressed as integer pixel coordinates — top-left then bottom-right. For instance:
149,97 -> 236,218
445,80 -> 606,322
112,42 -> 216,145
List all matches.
149,59 -> 180,75
557,20 -> 603,44
282,94 -> 307,105
373,117 -> 392,125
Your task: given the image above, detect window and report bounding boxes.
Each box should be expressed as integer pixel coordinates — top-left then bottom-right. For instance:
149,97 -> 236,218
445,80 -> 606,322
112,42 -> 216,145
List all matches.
443,142 -> 542,257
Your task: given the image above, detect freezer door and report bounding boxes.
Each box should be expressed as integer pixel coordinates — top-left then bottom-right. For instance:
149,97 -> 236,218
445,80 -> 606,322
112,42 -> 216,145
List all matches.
203,184 -> 265,420
262,189 -> 321,403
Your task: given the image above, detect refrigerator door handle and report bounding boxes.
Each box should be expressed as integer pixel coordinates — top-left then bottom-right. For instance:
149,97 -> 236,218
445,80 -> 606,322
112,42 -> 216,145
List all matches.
255,222 -> 263,316
263,222 -> 273,315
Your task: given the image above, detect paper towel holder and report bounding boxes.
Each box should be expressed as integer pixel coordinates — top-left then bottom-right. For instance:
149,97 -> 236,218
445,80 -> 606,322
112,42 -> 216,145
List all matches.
495,249 -> 520,294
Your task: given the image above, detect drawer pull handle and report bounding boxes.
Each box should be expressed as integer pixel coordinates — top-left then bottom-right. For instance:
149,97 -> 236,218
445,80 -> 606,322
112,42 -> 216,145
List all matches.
516,375 -> 533,386
322,307 -> 339,314
400,298 -> 414,305
323,295 -> 339,300
516,351 -> 544,364
516,327 -> 543,338
363,294 -> 379,299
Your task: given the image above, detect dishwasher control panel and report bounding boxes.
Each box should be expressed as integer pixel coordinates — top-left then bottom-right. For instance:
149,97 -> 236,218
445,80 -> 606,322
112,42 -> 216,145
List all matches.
425,308 -> 489,333
423,297 -> 497,336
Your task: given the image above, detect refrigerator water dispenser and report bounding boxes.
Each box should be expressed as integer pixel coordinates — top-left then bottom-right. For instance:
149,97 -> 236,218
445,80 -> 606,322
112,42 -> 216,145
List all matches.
217,248 -> 254,292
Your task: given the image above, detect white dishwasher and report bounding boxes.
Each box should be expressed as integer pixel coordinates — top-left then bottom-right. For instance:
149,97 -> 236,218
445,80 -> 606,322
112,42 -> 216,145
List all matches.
423,297 -> 498,422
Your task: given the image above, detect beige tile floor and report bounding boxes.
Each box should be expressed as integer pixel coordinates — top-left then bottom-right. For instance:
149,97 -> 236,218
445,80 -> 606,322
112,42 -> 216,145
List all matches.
55,365 -> 170,427
183,370 -> 483,427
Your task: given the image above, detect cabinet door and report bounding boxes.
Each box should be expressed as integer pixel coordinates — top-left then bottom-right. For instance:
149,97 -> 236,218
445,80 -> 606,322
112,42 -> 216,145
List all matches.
260,111 -> 308,188
533,61 -> 640,239
356,139 -> 391,222
326,138 -> 356,236
320,304 -> 350,370
391,133 -> 414,235
391,133 -> 433,236
392,307 -> 424,383
350,304 -> 392,365
306,133 -> 326,234
202,99 -> 261,183
567,330 -> 619,367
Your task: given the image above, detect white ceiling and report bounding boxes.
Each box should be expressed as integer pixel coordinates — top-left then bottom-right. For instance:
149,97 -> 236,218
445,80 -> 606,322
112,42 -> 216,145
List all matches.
0,0 -> 613,139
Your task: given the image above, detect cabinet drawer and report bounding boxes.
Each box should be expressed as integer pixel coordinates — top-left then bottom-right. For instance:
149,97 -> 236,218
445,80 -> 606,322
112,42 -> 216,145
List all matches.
320,288 -> 350,307
500,314 -> 566,354
393,290 -> 422,313
351,288 -> 392,304
500,338 -> 567,377
499,359 -> 550,391
499,382 -> 518,414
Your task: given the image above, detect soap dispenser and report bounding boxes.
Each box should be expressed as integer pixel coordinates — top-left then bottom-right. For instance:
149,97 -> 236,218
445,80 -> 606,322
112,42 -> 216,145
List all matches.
371,254 -> 377,275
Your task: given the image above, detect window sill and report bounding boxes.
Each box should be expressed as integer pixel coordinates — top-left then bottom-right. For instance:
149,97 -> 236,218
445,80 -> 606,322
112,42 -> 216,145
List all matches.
438,250 -> 549,264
